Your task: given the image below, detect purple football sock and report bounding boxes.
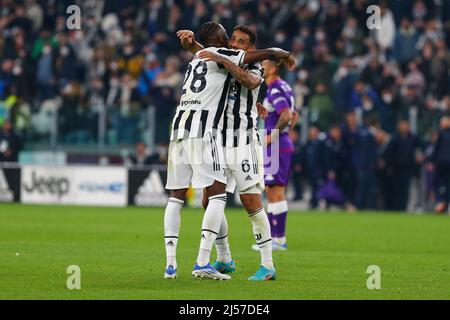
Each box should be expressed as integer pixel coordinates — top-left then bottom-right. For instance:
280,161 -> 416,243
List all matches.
272,211 -> 287,238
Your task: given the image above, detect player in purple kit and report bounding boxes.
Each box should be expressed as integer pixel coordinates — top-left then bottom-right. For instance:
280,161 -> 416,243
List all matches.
254,59 -> 296,251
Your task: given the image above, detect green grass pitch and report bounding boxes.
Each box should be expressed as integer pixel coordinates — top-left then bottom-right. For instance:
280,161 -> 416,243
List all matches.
1,204 -> 449,300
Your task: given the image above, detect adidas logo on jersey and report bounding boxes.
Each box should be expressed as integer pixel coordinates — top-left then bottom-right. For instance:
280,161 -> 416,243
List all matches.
245,175 -> 252,181
134,170 -> 168,206
0,169 -> 13,203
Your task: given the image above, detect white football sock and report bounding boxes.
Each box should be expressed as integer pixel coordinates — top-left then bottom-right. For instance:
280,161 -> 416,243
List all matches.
215,214 -> 232,263
164,197 -> 183,269
197,194 -> 227,267
249,207 -> 274,270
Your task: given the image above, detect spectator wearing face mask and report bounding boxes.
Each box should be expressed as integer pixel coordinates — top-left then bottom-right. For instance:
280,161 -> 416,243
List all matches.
332,58 -> 357,117
380,86 -> 401,134
351,80 -> 385,125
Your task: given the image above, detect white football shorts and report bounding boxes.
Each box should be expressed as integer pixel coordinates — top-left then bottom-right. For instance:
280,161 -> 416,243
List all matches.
166,132 -> 227,190
225,141 -> 265,194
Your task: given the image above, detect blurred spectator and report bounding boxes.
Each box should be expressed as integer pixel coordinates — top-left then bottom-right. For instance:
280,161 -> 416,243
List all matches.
374,1 -> 396,56
375,128 -> 395,210
351,123 -> 378,209
360,58 -> 385,93
350,80 -> 385,124
332,58 -> 356,116
308,83 -> 334,131
379,86 -> 401,134
323,125 -> 348,194
0,60 -> 14,100
35,43 -> 56,101
9,96 -> 31,138
388,120 -> 422,211
115,73 -> 141,144
394,17 -> 419,69
300,125 -> 325,209
339,17 -> 365,57
0,120 -> 22,162
138,52 -> 162,100
341,111 -> 359,201
404,61 -> 426,95
154,55 -> 183,94
431,116 -> 450,213
126,141 -> 159,166
319,124 -> 353,210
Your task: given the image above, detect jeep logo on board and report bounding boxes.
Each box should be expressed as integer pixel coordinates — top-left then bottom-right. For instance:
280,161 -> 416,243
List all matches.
23,171 -> 70,198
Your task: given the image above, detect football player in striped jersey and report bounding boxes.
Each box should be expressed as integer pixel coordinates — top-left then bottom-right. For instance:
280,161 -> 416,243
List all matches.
163,21 -> 295,280
174,25 -> 295,280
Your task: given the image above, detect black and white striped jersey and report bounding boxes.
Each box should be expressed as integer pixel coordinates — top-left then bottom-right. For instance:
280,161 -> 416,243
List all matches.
170,47 -> 246,141
222,62 -> 264,147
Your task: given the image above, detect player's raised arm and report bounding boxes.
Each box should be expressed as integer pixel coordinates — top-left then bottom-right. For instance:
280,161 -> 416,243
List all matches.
198,50 -> 262,90
198,47 -> 296,71
176,30 -> 204,54
244,48 -> 296,71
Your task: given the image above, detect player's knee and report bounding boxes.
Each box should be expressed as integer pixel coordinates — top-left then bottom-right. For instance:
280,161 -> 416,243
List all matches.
240,193 -> 262,214
170,189 -> 187,201
265,186 -> 285,203
205,180 -> 226,197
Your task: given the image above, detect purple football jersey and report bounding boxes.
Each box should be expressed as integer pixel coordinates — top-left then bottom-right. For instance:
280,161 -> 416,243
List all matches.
263,78 -> 296,186
263,78 -> 296,152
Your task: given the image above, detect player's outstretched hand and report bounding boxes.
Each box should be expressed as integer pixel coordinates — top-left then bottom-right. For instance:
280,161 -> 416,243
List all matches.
176,30 -> 194,44
256,102 -> 268,119
198,50 -> 224,63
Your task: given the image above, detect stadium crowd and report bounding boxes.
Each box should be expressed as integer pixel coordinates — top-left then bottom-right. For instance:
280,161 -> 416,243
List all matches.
0,0 -> 449,212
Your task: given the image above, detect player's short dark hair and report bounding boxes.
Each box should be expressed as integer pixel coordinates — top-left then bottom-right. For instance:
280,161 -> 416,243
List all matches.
198,21 -> 221,45
233,25 -> 257,45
